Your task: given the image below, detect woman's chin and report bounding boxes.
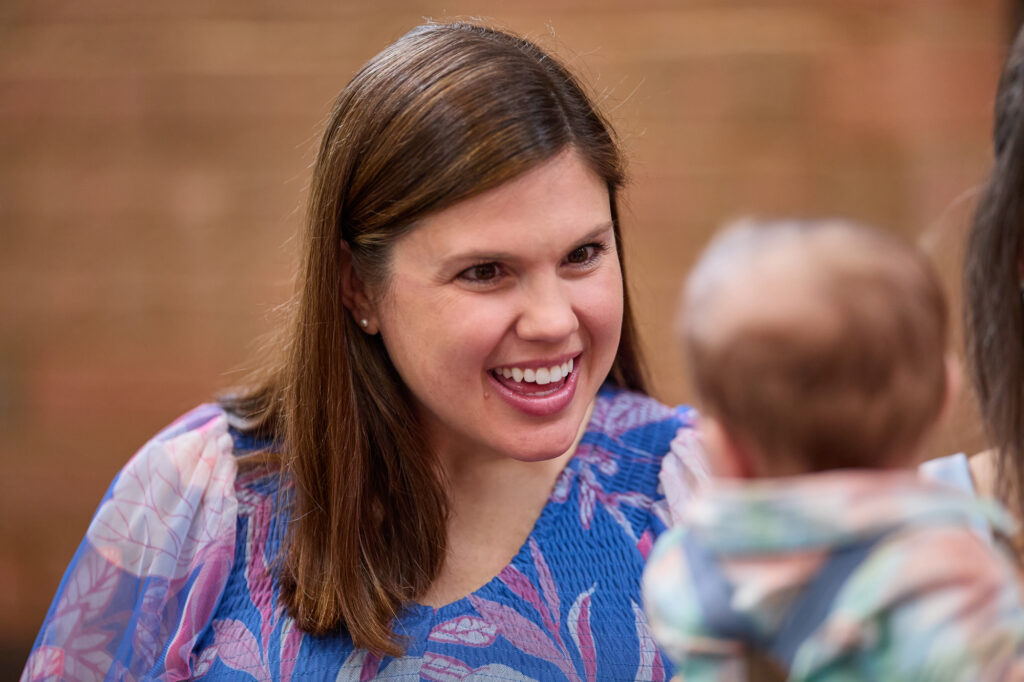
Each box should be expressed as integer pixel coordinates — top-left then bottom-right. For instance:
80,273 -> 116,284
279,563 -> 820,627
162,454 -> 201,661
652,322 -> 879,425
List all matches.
501,420 -> 587,464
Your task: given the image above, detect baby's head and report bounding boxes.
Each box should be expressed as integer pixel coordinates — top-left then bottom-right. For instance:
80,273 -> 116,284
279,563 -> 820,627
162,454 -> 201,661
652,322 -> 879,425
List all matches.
681,219 -> 952,477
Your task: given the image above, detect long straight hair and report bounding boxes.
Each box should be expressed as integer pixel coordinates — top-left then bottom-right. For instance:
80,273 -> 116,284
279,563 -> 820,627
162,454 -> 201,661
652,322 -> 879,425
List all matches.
222,22 -> 648,656
965,25 -> 1024,521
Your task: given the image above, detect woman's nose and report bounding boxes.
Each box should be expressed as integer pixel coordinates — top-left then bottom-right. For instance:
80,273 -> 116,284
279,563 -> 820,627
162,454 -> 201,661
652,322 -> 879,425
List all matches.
515,276 -> 579,342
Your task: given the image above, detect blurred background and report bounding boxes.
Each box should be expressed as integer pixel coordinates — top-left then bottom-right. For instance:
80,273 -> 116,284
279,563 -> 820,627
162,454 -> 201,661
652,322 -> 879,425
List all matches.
0,0 -> 1017,673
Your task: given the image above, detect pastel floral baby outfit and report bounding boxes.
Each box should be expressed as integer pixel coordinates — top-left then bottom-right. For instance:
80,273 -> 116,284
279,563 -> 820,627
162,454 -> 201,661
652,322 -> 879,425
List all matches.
643,471 -> 1024,681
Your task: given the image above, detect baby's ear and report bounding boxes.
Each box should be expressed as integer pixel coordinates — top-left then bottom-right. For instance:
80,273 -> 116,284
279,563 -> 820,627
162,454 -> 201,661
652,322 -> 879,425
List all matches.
698,415 -> 758,479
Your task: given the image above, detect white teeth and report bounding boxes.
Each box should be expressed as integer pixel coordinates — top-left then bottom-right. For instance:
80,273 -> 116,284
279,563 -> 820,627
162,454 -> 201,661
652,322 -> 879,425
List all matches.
493,357 -> 577,385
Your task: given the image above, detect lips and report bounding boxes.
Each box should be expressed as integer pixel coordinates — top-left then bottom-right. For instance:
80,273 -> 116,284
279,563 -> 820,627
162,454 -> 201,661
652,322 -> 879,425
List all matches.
491,357 -> 574,393
488,354 -> 580,416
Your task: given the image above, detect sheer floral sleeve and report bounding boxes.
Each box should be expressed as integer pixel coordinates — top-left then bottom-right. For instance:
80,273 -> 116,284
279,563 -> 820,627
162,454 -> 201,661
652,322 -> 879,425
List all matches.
651,406 -> 709,531
22,405 -> 239,681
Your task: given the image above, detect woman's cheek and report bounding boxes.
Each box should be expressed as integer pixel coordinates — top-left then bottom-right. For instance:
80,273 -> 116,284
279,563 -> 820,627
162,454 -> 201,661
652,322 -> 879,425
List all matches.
582,269 -> 624,330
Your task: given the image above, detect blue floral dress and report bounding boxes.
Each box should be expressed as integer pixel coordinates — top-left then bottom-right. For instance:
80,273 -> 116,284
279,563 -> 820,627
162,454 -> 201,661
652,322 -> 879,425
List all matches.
23,385 -> 704,681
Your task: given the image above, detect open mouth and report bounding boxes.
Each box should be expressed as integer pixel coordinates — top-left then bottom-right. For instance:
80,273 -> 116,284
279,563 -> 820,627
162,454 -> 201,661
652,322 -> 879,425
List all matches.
490,357 -> 574,395
487,355 -> 581,417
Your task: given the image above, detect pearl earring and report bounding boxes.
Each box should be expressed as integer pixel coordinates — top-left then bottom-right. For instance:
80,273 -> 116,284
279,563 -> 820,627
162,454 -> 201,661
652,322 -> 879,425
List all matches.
360,318 -> 369,329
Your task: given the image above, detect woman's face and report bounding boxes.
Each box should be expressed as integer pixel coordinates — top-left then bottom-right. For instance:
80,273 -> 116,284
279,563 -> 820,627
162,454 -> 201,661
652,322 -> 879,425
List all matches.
371,150 -> 623,464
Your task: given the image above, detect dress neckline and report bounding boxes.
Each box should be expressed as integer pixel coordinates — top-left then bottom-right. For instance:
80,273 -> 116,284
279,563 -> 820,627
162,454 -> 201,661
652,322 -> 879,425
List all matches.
406,401 -> 601,616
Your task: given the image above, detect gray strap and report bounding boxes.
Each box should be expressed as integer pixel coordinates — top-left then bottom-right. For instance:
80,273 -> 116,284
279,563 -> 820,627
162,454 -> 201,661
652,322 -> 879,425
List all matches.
769,531 -> 891,667
681,530 -> 893,672
681,533 -> 763,644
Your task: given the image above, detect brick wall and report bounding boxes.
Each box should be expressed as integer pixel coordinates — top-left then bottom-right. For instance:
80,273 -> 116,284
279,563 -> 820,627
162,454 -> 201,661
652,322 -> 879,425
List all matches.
0,0 -> 1011,672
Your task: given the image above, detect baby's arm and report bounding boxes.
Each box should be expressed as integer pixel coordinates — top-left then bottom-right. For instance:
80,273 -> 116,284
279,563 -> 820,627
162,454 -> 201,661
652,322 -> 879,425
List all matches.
803,525 -> 1024,681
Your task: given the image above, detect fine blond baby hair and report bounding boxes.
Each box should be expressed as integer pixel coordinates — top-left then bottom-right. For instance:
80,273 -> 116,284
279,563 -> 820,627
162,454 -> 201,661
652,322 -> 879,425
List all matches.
681,218 -> 949,472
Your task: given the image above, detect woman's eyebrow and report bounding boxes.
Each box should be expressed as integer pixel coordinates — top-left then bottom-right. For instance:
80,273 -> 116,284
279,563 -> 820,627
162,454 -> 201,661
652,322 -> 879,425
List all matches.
575,221 -> 616,243
441,221 -> 615,264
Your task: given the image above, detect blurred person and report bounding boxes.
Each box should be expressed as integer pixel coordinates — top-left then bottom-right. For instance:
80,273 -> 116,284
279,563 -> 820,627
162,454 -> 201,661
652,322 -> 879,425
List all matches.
21,23 -> 706,680
644,219 -> 1024,681
965,22 -> 1024,564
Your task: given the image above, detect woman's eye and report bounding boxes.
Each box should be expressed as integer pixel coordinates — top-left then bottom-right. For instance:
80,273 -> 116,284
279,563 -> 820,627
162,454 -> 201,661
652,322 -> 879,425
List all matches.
459,263 -> 500,283
565,243 -> 604,266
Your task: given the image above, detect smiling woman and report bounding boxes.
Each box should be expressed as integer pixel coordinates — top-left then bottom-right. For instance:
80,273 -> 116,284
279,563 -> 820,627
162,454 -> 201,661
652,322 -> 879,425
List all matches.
363,151 -> 623,463
22,22 -> 702,681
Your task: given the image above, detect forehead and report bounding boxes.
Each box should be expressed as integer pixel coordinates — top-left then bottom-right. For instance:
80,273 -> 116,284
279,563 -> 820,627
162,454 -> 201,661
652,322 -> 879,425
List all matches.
393,150 -> 612,262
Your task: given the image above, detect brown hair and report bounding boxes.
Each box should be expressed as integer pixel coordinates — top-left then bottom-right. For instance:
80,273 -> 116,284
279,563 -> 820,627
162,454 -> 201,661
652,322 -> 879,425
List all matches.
965,25 -> 1024,520
682,219 -> 948,471
221,22 -> 648,656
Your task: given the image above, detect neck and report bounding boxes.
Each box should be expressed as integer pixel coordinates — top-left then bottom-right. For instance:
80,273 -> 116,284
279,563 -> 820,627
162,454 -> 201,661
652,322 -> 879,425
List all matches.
416,400 -> 595,607
434,400 -> 596,493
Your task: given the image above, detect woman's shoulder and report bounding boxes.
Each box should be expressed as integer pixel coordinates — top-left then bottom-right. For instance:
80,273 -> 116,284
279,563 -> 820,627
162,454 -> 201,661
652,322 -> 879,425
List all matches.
591,384 -> 697,447
23,404 -> 242,681
584,386 -> 699,489
84,403 -> 240,577
585,385 -> 709,536
151,402 -> 232,445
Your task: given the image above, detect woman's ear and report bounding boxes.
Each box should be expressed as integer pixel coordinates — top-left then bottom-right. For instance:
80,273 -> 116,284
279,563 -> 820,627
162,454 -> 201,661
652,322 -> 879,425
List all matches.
339,241 -> 379,334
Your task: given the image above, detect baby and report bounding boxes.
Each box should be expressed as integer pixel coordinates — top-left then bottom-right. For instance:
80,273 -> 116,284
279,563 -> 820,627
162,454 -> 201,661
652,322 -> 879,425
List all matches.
643,219 -> 1024,681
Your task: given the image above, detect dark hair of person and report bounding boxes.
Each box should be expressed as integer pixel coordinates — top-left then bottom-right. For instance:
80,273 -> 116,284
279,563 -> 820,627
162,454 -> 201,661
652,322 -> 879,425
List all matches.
964,26 -> 1024,521
219,22 -> 648,656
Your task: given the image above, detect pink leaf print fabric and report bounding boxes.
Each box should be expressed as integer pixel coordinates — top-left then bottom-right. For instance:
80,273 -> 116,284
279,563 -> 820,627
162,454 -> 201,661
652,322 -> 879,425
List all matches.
421,653 -> 541,681
211,618 -> 268,677
86,416 -> 237,580
468,594 -> 581,682
58,549 -> 121,622
632,601 -> 665,682
336,651 -> 423,680
530,539 -> 561,628
336,648 -> 381,680
637,529 -> 655,560
429,616 -> 499,646
590,391 -> 673,439
567,585 -> 597,682
279,618 -> 302,682
21,647 -> 64,682
499,565 -> 551,624
22,405 -> 239,682
656,423 -> 710,528
24,388 -> 689,680
571,449 -> 654,540
39,551 -> 120,680
497,540 -> 567,652
189,467 -> 304,682
421,653 -> 474,680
